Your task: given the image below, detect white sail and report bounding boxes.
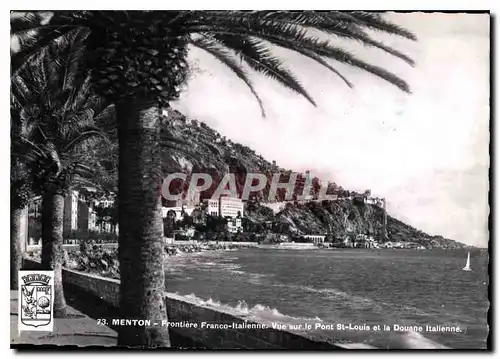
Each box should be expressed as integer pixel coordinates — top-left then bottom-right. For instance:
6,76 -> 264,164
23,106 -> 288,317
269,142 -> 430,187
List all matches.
463,252 -> 471,271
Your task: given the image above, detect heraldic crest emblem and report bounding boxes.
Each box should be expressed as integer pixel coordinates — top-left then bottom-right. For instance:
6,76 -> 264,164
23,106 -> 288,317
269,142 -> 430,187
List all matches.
18,271 -> 54,332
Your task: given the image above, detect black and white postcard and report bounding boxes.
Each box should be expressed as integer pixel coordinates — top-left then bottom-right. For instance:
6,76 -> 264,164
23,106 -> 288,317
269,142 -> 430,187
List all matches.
9,9 -> 491,350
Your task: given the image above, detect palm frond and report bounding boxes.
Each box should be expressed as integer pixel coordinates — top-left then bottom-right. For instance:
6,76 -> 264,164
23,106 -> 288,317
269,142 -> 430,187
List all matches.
187,12 -> 412,92
17,136 -> 49,156
62,76 -> 93,118
94,103 -> 116,123
11,12 -> 46,33
58,28 -> 91,91
63,128 -> 110,153
190,36 -> 266,116
12,10 -> 416,99
11,73 -> 34,107
11,26 -> 77,74
216,34 -> 352,88
252,11 -> 417,40
337,12 -> 417,41
287,12 -> 415,65
11,20 -> 117,194
67,162 -> 95,177
205,34 -> 316,105
203,11 -> 415,65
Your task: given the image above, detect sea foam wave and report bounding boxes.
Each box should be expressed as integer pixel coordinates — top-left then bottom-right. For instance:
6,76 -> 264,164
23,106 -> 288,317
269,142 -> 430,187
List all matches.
388,330 -> 449,349
165,291 -> 450,349
167,292 -> 323,324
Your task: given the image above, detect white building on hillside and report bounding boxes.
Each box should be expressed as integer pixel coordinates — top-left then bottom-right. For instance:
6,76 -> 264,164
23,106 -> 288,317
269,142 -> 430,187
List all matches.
204,199 -> 219,217
227,217 -> 243,233
63,191 -> 79,237
220,197 -> 244,218
303,234 -> 325,244
203,197 -> 243,218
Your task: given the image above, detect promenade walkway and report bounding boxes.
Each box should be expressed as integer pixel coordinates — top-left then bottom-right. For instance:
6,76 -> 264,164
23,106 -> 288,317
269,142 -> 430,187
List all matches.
10,290 -> 117,347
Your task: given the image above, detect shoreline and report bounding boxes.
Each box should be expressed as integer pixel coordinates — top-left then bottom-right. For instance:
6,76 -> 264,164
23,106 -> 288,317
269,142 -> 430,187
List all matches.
164,242 -> 257,256
23,242 -> 258,280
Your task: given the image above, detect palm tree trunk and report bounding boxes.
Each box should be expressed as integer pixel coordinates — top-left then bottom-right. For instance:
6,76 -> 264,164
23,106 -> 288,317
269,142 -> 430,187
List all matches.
41,191 -> 67,318
11,206 -> 25,290
116,98 -> 170,348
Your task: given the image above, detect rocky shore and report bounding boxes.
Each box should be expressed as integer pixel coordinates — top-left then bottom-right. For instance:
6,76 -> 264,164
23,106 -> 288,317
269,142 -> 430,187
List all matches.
24,242 -> 256,280
163,242 -> 256,256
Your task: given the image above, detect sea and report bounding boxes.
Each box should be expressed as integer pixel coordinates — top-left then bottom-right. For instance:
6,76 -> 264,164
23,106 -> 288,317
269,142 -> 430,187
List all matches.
164,248 -> 489,349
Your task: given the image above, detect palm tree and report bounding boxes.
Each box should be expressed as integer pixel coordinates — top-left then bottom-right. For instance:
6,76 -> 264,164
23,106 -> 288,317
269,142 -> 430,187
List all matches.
11,31 -> 114,317
10,132 -> 33,290
10,176 -> 26,291
11,74 -> 39,290
11,10 -> 416,347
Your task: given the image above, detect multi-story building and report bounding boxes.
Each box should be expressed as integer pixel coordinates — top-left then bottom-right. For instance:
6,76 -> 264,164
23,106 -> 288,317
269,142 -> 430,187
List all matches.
26,190 -> 115,243
219,197 -> 244,218
203,197 -> 244,218
89,208 -> 97,231
204,198 -> 221,217
91,195 -> 118,234
97,198 -> 114,208
201,197 -> 244,232
77,200 -> 98,232
63,191 -> 80,237
303,234 -> 326,244
227,217 -> 243,233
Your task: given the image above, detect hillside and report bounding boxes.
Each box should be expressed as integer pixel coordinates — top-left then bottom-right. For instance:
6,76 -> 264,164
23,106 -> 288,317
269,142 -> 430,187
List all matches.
162,107 -> 280,175
245,200 -> 469,249
162,107 -> 469,249
163,107 -> 351,200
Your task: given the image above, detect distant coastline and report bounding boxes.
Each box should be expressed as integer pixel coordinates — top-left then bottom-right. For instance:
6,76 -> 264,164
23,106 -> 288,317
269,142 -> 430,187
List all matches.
23,241 -> 482,284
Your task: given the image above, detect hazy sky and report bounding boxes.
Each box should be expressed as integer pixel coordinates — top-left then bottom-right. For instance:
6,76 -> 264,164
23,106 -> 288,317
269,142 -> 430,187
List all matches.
173,13 -> 490,247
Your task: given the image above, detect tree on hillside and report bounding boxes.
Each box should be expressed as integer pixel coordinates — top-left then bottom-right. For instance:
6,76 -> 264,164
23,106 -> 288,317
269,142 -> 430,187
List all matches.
180,212 -> 194,228
11,10 -> 416,347
11,32 -> 114,317
190,207 -> 206,225
163,210 -> 176,238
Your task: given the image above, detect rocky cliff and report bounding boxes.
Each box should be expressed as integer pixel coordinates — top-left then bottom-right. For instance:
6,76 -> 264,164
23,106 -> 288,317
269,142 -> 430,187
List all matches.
163,108 -> 469,249
245,200 -> 469,248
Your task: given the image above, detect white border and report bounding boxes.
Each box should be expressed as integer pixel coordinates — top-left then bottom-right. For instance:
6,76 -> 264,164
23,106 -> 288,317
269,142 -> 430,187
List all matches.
2,1 -> 499,10
2,2 -> 496,359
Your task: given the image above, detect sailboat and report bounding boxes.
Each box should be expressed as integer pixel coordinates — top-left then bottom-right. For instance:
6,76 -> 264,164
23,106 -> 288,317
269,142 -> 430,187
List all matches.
462,252 -> 472,271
